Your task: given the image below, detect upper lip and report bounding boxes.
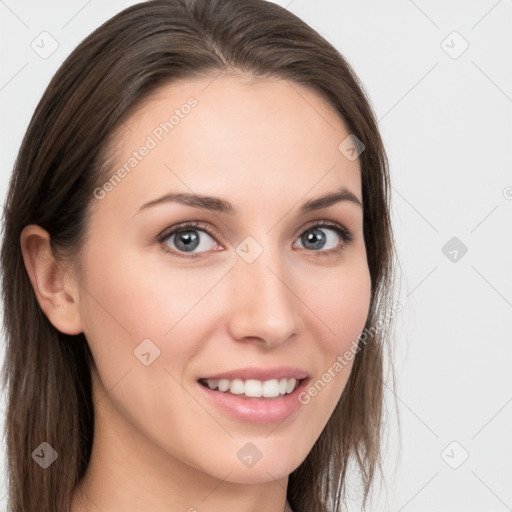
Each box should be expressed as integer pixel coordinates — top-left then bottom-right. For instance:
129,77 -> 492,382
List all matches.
198,366 -> 310,382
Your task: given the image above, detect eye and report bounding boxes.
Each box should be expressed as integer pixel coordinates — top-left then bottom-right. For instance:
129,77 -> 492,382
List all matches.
158,221 -> 220,258
293,220 -> 353,254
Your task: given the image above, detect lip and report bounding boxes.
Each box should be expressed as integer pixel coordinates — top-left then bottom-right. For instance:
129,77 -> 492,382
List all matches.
197,376 -> 310,424
198,366 -> 310,381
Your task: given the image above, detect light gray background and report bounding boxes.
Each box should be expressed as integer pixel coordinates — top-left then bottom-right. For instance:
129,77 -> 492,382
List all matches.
1,1 -> 511,510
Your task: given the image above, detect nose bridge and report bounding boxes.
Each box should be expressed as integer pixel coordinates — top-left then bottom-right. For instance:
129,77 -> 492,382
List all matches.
226,239 -> 301,345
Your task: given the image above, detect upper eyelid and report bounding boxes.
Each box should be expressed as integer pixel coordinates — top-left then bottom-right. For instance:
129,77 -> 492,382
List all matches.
158,220 -> 219,242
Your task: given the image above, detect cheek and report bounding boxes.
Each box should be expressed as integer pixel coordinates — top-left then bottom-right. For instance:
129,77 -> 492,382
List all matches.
289,256 -> 371,402
301,257 -> 372,353
78,249 -> 227,374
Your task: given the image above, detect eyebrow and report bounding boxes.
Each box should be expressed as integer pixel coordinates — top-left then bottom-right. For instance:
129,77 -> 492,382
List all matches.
133,186 -> 362,217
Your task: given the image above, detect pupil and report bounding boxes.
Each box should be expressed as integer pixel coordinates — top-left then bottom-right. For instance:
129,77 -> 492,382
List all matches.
303,228 -> 325,250
175,230 -> 199,252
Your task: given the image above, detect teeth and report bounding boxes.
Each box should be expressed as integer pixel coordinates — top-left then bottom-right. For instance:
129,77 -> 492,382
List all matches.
204,377 -> 299,397
207,379 -> 219,390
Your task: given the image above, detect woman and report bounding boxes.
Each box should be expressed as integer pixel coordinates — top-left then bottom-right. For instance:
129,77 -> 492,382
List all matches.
0,0 -> 398,511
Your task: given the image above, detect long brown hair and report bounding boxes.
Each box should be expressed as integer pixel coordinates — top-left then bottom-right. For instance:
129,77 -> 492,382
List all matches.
0,1 -> 398,511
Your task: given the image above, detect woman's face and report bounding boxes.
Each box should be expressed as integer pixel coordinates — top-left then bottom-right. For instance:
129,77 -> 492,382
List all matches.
75,73 -> 371,484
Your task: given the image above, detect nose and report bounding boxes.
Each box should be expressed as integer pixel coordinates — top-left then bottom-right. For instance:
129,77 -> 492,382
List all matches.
225,246 -> 303,348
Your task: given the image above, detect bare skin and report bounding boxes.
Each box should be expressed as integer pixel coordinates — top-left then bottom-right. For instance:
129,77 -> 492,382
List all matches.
20,72 -> 371,512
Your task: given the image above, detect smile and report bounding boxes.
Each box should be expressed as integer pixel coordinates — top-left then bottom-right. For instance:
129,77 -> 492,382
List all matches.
196,377 -> 310,424
198,377 -> 302,398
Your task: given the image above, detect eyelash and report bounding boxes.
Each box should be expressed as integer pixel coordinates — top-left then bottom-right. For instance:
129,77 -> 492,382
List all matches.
157,220 -> 354,260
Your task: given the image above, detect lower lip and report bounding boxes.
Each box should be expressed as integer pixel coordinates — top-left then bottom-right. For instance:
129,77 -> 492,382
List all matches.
197,379 -> 309,424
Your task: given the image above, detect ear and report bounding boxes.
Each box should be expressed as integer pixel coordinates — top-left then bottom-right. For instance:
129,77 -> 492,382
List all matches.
20,225 -> 83,335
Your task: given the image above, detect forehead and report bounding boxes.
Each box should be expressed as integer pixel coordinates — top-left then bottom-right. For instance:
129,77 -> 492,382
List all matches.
96,72 -> 362,218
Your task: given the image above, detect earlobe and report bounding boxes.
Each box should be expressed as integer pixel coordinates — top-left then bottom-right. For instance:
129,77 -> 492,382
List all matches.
19,224 -> 84,335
